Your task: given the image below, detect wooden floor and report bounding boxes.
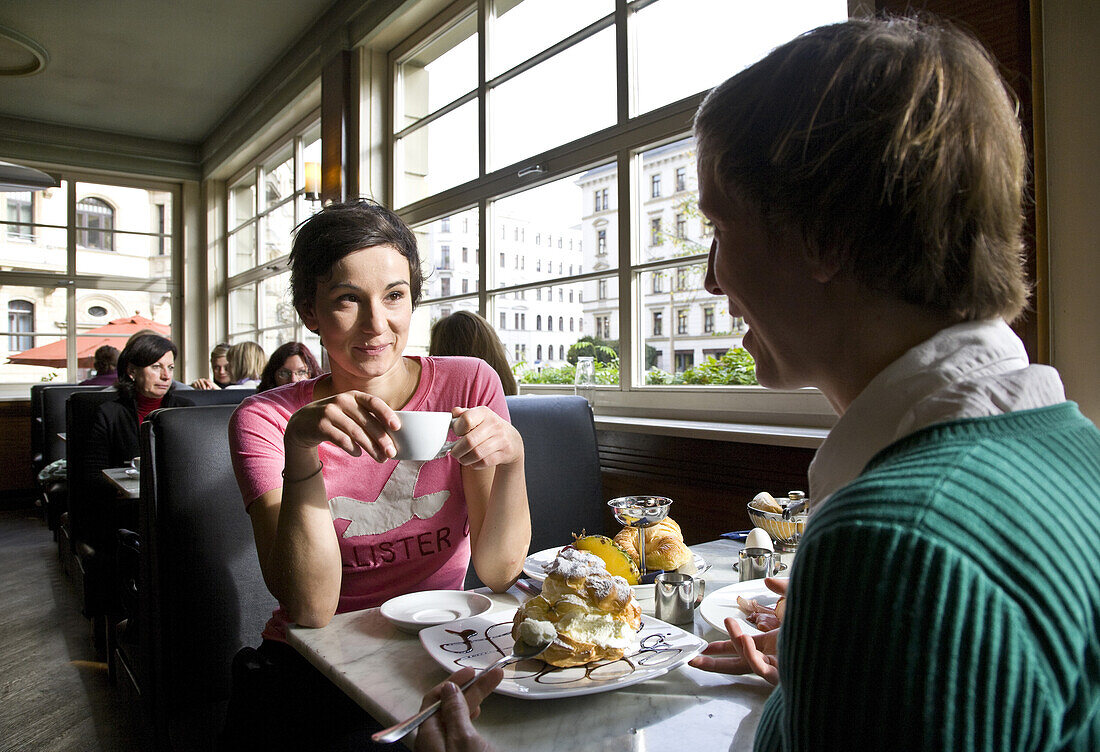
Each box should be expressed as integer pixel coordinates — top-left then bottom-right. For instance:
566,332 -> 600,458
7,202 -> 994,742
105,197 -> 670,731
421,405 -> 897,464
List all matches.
0,507 -> 145,752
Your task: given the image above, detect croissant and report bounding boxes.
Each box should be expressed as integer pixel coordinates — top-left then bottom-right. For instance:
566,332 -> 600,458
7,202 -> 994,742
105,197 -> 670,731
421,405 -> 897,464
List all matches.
613,518 -> 691,571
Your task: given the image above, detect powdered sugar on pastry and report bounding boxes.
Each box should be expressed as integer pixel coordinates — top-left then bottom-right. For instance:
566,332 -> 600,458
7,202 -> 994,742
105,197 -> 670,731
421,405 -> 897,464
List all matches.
513,546 -> 641,667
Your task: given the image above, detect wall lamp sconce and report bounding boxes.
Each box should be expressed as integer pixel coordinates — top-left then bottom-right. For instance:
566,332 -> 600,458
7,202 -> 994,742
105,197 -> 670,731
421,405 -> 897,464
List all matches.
0,160 -> 59,192
304,161 -> 321,202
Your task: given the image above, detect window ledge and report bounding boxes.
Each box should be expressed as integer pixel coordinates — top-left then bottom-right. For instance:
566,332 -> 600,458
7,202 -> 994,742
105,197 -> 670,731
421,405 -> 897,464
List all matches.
593,414 -> 828,449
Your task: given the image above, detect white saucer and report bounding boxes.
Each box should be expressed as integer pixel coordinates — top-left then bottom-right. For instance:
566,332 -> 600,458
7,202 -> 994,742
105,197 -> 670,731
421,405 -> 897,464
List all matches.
380,590 -> 493,634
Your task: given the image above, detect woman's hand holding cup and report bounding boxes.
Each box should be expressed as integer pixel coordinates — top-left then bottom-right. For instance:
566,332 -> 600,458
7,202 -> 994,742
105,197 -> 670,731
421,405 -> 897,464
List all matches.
285,391 -> 401,462
447,406 -> 523,470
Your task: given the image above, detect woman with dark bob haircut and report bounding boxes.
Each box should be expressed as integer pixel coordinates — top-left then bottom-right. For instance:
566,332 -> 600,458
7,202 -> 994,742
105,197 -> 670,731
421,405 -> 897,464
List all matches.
223,199 -> 530,750
256,341 -> 323,392
84,334 -> 193,545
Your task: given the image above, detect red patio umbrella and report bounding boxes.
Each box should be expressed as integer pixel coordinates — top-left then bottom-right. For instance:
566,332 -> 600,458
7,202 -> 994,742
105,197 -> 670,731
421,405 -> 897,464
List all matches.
6,315 -> 170,368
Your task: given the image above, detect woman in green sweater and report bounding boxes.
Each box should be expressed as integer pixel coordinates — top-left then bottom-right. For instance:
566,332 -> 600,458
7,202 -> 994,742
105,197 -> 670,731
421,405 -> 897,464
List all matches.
681,16 -> 1100,752
414,14 -> 1100,752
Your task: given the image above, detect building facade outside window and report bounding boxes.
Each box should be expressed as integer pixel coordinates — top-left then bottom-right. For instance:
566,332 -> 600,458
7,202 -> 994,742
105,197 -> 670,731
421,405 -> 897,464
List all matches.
677,308 -> 688,335
653,310 -> 663,337
704,306 -> 714,333
651,173 -> 661,198
675,166 -> 686,192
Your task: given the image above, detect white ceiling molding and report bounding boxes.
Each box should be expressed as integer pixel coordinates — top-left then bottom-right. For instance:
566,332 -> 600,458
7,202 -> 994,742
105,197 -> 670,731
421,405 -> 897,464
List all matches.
0,25 -> 48,77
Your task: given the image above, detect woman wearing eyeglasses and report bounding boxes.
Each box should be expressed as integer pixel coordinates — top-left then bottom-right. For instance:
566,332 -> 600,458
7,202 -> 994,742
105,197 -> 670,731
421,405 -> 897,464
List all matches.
257,341 -> 323,392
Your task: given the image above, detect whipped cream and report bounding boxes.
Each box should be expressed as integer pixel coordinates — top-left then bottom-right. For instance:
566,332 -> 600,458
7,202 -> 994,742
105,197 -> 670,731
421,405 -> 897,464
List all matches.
516,618 -> 557,647
556,610 -> 635,650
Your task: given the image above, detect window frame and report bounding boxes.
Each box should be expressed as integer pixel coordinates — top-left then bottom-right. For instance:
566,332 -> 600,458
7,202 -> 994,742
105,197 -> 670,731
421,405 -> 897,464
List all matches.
0,166 -> 182,388
224,113 -> 322,351
382,0 -> 839,429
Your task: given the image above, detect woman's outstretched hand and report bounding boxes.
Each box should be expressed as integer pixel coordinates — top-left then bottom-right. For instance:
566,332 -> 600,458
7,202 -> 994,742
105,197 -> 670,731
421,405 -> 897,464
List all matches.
688,576 -> 788,686
689,617 -> 781,685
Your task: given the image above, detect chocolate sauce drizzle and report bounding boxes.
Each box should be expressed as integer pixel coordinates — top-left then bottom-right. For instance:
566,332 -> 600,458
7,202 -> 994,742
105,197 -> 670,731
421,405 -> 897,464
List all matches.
438,620 -> 690,687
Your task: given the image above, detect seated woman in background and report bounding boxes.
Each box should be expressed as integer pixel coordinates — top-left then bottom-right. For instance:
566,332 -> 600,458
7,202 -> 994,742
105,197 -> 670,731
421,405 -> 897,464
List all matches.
429,309 -> 518,396
256,341 -> 322,392
79,344 -> 119,386
223,199 -> 530,751
191,342 -> 232,390
226,340 -> 265,389
84,334 -> 193,542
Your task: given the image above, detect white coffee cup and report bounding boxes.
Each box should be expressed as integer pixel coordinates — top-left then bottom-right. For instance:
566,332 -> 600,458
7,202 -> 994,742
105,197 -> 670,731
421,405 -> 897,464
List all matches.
389,411 -> 454,461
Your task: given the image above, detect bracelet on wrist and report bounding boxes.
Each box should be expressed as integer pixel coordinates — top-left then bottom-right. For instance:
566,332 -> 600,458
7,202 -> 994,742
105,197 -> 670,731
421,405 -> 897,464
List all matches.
281,461 -> 323,484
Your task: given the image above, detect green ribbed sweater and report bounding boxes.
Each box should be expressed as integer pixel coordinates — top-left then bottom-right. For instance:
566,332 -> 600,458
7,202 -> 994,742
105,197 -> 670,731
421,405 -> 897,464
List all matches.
755,402 -> 1100,751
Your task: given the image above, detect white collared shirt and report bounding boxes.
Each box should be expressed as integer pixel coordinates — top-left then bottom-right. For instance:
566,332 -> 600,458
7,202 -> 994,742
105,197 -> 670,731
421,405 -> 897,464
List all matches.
808,319 -> 1066,508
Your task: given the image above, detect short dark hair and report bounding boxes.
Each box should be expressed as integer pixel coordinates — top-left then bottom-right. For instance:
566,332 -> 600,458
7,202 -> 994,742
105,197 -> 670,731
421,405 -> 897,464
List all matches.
257,341 -> 323,392
93,345 -> 119,373
289,199 -> 422,314
116,334 -> 177,397
694,15 -> 1029,321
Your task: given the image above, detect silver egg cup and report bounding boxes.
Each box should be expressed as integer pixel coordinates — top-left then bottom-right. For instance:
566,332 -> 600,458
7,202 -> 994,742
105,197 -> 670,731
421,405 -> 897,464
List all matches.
607,496 -> 673,579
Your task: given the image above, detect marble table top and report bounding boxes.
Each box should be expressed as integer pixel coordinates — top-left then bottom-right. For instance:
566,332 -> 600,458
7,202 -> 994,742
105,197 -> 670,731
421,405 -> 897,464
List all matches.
101,467 -> 139,499
288,539 -> 785,751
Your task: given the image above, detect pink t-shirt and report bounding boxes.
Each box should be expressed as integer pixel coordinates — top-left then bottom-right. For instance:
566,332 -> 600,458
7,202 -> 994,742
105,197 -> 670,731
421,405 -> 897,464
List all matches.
229,355 -> 507,641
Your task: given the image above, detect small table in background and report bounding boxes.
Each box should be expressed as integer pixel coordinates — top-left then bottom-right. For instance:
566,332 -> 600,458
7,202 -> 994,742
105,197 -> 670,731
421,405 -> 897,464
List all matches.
101,467 -> 139,499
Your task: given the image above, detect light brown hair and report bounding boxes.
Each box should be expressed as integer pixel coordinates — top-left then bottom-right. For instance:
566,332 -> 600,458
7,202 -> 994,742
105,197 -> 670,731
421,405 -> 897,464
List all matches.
429,310 -> 518,396
227,340 -> 266,382
694,15 -> 1029,321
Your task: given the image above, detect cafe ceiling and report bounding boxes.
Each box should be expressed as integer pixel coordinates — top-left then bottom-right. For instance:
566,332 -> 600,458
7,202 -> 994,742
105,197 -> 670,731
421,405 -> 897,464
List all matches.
0,0 -> 339,145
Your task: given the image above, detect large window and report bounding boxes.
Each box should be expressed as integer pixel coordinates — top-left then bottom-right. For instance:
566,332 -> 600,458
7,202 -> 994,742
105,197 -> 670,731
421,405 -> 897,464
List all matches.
388,0 -> 846,422
226,119 -> 322,358
0,174 -> 178,389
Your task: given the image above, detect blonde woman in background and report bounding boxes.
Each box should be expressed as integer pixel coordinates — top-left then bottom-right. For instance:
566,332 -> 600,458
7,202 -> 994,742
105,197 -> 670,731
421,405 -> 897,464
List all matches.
227,341 -> 265,389
429,310 -> 518,396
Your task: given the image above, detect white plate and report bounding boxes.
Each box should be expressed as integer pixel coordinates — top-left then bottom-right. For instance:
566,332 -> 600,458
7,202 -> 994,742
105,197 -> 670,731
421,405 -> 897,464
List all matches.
380,590 -> 493,634
698,580 -> 787,636
522,546 -> 709,583
419,608 -> 707,699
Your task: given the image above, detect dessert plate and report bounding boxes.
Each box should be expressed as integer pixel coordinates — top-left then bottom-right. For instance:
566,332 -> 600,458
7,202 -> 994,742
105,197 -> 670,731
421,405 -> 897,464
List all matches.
419,608 -> 707,699
522,546 -> 708,584
698,580 -> 787,636
381,590 -> 493,634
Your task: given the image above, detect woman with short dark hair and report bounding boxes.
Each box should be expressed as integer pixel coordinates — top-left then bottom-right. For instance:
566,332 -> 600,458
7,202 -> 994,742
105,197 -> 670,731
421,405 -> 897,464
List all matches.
223,199 -> 530,750
83,334 -> 193,545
